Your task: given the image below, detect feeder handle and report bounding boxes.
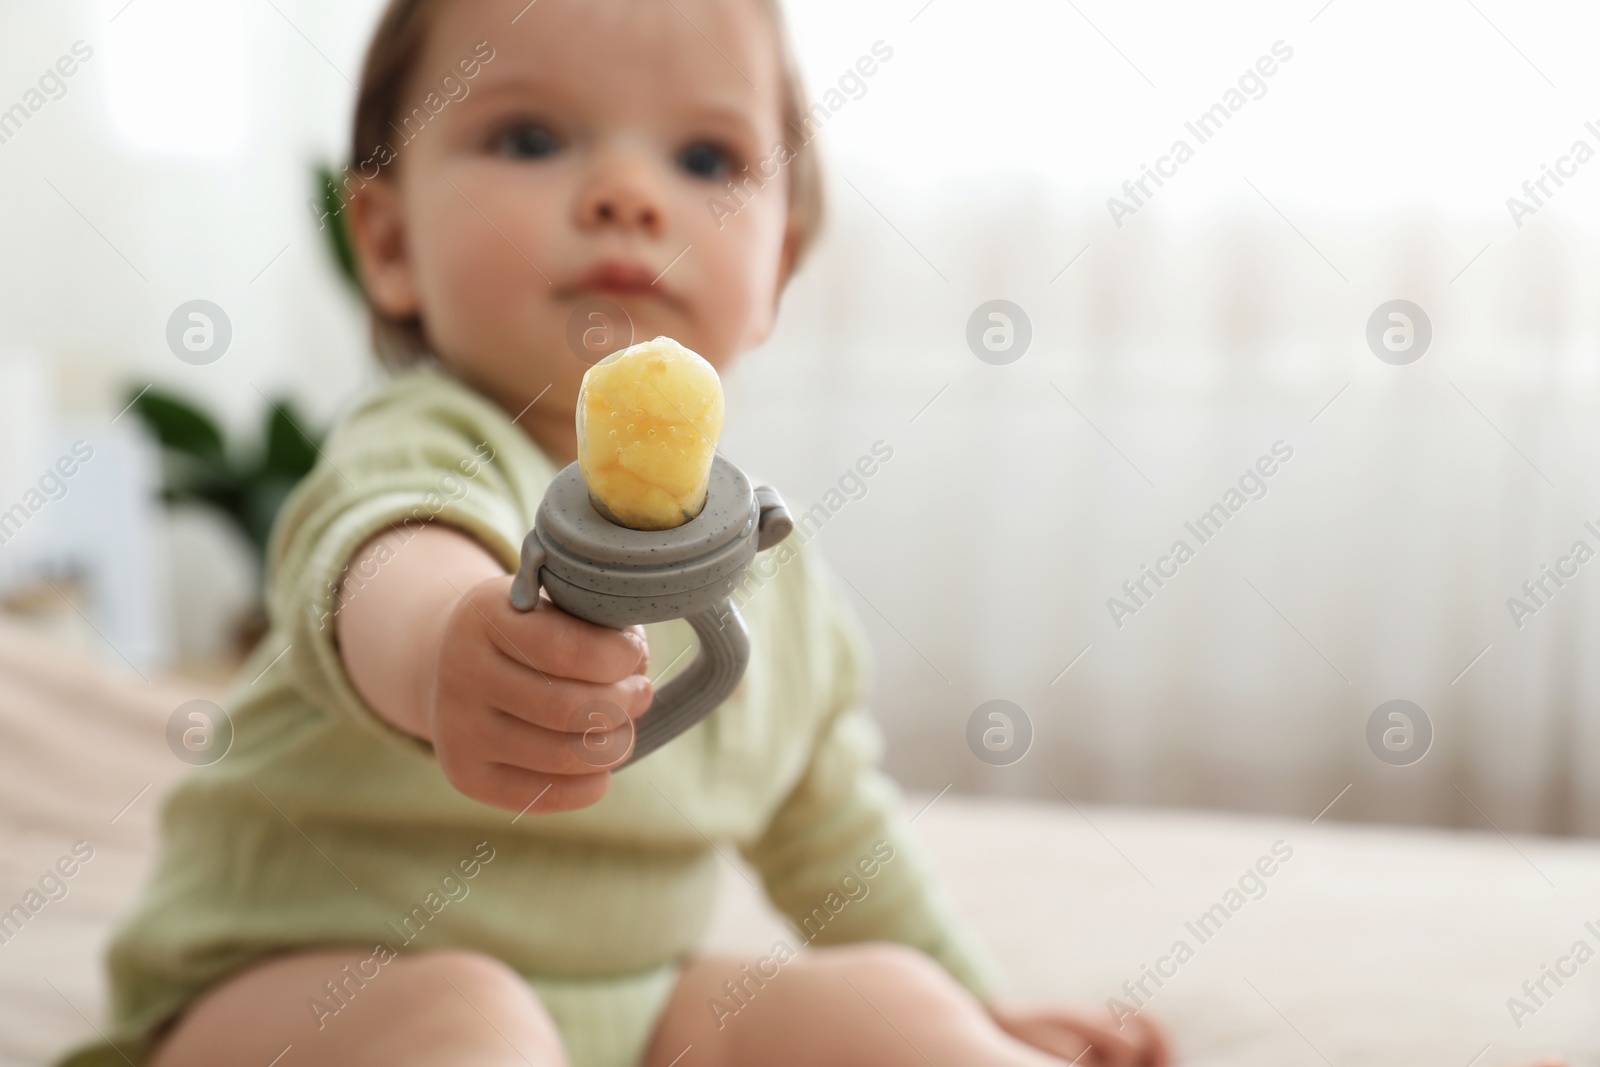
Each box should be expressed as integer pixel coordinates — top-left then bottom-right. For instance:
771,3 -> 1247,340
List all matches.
754,484 -> 793,550
624,602 -> 749,765
507,528 -> 750,767
508,528 -> 545,613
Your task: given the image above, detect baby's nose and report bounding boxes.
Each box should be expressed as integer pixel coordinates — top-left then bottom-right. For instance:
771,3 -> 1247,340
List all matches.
577,172 -> 664,236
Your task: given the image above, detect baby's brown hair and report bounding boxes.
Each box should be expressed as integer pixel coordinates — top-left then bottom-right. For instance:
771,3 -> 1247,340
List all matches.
344,0 -> 824,365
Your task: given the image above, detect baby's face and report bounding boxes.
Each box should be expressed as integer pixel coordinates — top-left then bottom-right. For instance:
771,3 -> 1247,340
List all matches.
354,0 -> 793,442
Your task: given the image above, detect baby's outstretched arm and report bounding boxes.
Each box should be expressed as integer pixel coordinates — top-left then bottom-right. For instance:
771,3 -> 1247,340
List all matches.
336,523 -> 652,812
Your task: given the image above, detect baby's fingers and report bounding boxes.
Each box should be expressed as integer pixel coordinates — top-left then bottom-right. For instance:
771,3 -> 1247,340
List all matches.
1124,1012 -> 1169,1067
483,704 -> 638,774
474,763 -> 613,815
470,577 -> 648,684
480,664 -> 654,734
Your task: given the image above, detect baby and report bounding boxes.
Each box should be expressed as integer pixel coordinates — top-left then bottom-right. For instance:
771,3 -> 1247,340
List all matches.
65,1 -> 1175,1065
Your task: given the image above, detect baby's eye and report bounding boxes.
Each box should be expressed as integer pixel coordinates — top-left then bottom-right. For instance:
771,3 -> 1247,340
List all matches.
496,122 -> 561,160
677,141 -> 734,180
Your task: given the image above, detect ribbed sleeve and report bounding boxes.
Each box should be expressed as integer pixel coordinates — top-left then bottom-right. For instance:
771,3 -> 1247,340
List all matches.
264,369 -> 553,756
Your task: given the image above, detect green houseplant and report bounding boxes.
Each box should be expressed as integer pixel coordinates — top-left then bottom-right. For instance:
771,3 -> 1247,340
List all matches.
126,387 -> 324,569
125,387 -> 325,654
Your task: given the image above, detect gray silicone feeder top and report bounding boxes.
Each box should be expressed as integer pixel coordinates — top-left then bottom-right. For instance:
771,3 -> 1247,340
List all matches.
534,455 -> 757,601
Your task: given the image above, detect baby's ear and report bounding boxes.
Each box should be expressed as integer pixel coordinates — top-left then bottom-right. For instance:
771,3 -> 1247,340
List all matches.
347,178 -> 421,320
741,224 -> 799,351
776,221 -> 801,290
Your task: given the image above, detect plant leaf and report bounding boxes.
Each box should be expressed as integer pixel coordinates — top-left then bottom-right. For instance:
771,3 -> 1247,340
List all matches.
128,387 -> 226,461
261,399 -> 321,480
317,163 -> 363,294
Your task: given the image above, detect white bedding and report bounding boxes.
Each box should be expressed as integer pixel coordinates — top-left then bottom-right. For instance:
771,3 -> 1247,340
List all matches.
1,618 -> 1596,1065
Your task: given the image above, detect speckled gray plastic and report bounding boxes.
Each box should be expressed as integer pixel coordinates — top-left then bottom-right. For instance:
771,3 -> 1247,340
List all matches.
510,454 -> 792,765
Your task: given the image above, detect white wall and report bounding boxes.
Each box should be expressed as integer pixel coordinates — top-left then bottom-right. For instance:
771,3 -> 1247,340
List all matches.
0,0 -> 385,431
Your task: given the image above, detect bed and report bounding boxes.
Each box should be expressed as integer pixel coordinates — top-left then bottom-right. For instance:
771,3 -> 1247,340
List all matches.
1,617 -> 1596,1066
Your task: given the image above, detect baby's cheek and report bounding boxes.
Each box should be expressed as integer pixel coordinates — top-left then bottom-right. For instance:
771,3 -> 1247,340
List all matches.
426,230 -> 537,348
412,177 -> 548,334
694,216 -> 786,355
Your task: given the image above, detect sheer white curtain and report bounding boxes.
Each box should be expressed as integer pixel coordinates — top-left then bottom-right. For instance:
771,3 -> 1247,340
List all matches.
726,192 -> 1600,837
719,0 -> 1600,835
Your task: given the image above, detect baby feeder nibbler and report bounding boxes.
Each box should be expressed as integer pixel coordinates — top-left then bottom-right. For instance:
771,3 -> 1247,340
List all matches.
508,457 -> 792,765
508,337 -> 793,766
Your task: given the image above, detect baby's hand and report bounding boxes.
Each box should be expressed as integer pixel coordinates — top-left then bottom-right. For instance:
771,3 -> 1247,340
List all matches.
428,574 -> 652,813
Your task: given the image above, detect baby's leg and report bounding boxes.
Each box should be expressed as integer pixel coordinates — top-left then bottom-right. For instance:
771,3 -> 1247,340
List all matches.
151,949 -> 568,1067
644,943 -> 1065,1067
